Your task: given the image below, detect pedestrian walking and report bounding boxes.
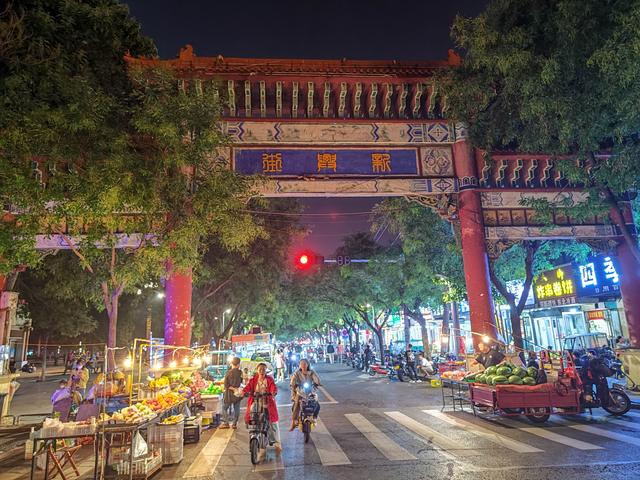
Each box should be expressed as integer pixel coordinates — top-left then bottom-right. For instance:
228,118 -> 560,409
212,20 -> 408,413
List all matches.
326,343 -> 335,364
337,341 -> 344,363
219,357 -> 243,429
274,349 -> 285,382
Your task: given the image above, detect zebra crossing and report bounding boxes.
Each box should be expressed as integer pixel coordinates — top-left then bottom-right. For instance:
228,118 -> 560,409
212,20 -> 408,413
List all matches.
182,407 -> 640,477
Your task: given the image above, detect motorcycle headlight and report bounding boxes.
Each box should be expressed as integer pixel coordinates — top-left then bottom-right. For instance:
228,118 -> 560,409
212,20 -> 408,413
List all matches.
303,382 -> 310,389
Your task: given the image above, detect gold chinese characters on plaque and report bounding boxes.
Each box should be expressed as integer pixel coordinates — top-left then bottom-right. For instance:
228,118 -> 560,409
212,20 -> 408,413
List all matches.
371,153 -> 391,173
262,153 -> 283,173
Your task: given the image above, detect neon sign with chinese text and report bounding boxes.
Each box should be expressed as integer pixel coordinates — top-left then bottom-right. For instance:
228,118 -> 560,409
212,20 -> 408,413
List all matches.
533,266 -> 577,307
575,254 -> 621,297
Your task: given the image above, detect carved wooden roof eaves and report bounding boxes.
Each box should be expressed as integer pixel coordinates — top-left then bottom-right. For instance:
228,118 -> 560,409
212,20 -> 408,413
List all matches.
126,46 -> 460,80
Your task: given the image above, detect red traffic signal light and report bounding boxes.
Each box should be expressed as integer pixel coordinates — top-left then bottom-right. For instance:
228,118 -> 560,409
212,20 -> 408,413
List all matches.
294,251 -> 324,270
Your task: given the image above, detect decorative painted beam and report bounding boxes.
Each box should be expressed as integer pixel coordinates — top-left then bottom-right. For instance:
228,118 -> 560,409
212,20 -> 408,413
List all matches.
524,159 -> 538,188
212,82 -> 220,104
368,83 -> 378,118
35,233 -> 158,250
410,83 -> 423,118
322,82 -> 331,118
353,82 -> 362,118
244,80 -> 252,117
275,81 -> 282,117
481,191 -> 590,208
484,225 -> 618,241
222,121 -> 455,144
259,80 -> 266,118
540,159 -> 552,187
426,83 -> 437,118
227,80 -> 236,117
382,83 -> 392,118
292,81 -> 299,118
397,84 -> 408,118
338,82 -> 347,118
307,81 -> 314,118
495,159 -> 508,187
253,177 -> 457,197
479,154 -> 492,187
510,158 -> 524,187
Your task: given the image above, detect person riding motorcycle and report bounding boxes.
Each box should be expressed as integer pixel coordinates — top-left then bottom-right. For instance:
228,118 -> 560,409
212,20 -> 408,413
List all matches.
289,359 -> 321,431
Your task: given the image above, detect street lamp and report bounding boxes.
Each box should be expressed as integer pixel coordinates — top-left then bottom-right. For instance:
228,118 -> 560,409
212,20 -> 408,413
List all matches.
222,308 -> 231,333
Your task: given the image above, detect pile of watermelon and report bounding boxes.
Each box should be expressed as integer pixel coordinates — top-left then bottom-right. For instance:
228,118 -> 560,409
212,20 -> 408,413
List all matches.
474,364 -> 539,386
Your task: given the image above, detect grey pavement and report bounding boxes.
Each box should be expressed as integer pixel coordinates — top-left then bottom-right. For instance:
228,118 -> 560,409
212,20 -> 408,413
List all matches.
154,363 -> 640,480
3,363 -> 640,479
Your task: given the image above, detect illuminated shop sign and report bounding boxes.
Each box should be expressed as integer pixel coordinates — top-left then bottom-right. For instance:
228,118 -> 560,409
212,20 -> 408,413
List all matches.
533,266 -> 577,308
574,254 -> 621,297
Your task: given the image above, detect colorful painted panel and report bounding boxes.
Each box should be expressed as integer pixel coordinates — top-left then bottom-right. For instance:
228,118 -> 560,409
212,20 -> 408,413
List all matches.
254,178 -> 458,197
223,121 -> 454,144
233,148 -> 419,176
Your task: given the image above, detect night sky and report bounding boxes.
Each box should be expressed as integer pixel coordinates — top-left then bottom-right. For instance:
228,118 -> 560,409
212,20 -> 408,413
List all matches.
124,0 -> 487,255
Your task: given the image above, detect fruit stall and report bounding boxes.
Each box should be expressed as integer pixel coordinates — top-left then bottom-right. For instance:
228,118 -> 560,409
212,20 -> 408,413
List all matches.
465,361 -> 580,423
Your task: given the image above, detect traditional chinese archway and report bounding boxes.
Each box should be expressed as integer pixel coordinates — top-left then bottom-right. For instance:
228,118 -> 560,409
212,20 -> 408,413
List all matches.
126,45 -> 639,350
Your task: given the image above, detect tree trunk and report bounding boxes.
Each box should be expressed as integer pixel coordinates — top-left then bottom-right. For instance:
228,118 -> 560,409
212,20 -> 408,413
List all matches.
404,305 -> 431,358
403,313 -> 411,346
107,295 -> 119,371
374,328 -> 385,360
508,299 -> 524,350
441,303 -> 451,353
39,334 -> 49,382
451,302 -> 464,355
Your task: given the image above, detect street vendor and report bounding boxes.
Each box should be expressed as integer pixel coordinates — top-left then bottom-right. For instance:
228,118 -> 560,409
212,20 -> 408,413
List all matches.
473,342 -> 505,370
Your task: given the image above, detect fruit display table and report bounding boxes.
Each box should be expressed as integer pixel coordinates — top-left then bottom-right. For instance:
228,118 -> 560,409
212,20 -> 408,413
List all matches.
440,379 -> 471,411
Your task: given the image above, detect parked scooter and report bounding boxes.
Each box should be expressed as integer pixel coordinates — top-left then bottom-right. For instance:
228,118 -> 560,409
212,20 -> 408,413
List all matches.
20,361 -> 37,373
574,350 -> 631,415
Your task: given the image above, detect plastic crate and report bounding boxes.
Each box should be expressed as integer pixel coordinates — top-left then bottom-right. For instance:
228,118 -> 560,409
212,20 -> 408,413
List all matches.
115,449 -> 163,477
148,421 -> 184,465
183,418 -> 201,444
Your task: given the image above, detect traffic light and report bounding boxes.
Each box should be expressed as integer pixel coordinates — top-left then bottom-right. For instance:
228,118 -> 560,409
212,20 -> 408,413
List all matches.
294,251 -> 324,270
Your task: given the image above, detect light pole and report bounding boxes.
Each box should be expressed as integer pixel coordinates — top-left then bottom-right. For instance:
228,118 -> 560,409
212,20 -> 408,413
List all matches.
221,309 -> 231,345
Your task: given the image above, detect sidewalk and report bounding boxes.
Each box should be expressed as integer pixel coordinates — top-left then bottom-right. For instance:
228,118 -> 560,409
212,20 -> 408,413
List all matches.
8,368 -> 95,419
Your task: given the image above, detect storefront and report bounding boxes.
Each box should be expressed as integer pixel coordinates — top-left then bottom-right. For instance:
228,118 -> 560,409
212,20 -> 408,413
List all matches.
528,253 -> 628,349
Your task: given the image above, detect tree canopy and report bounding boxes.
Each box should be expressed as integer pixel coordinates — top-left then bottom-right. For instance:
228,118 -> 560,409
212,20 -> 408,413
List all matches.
444,0 -> 640,260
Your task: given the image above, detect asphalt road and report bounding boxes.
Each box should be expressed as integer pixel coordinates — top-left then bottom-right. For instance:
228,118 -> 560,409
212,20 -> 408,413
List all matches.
154,363 -> 640,480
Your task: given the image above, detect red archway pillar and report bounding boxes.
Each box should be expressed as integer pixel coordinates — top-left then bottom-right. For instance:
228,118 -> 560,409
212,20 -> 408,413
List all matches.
617,241 -> 640,347
164,265 -> 193,348
452,125 -> 497,349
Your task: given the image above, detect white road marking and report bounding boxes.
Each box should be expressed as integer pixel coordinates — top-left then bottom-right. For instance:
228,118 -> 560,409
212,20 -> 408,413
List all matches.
311,418 -> 351,466
184,427 -> 234,477
345,413 -> 417,461
318,385 -> 338,404
582,414 -> 640,431
423,410 -> 543,453
515,426 -> 603,450
357,374 -> 370,379
568,423 -> 640,446
384,411 -> 482,458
